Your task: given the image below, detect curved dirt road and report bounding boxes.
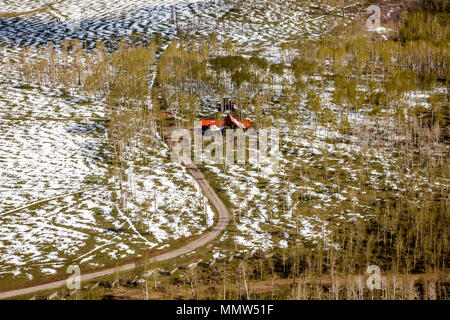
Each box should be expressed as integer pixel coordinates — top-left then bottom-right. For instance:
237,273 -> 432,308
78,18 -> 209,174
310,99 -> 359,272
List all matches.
0,160 -> 230,299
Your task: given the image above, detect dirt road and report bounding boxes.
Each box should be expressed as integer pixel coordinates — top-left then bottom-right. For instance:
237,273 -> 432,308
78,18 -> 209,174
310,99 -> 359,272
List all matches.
0,159 -> 230,300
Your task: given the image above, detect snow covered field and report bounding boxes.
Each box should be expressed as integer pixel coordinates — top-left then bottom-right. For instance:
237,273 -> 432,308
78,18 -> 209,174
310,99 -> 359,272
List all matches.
0,98 -> 214,282
0,0 -> 222,283
0,119 -> 214,282
202,114 -> 448,256
0,0 -> 362,283
0,0 -> 357,54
